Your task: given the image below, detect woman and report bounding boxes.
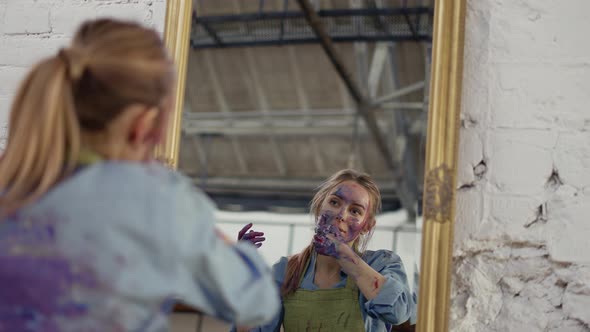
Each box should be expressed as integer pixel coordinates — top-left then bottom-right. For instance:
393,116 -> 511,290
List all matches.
238,169 -> 416,332
0,19 -> 279,331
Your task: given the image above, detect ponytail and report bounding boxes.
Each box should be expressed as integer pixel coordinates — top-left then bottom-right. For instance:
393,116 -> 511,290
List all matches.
0,19 -> 174,218
0,56 -> 81,217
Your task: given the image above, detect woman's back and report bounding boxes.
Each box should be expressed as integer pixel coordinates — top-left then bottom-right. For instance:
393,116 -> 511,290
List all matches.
0,18 -> 280,331
0,162 -> 279,331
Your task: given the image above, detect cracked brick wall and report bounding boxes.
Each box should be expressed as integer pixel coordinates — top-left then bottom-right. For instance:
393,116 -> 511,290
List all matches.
452,0 -> 590,331
0,0 -> 166,150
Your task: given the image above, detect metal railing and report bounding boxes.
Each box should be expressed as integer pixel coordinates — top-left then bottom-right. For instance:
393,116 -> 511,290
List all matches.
192,7 -> 433,49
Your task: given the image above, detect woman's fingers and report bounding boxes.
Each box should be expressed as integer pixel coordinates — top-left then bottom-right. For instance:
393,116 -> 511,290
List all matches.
238,226 -> 266,248
325,234 -> 341,244
243,231 -> 264,239
246,236 -> 266,245
237,223 -> 253,240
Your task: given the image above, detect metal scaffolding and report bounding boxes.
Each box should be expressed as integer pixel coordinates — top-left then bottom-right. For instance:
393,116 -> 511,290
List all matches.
183,0 -> 433,217
191,6 -> 433,49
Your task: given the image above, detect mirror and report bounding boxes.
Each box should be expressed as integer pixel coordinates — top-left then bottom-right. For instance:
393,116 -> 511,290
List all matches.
160,1 -> 466,331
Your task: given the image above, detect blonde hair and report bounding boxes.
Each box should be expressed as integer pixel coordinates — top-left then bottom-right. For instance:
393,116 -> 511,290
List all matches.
0,19 -> 174,217
281,169 -> 382,296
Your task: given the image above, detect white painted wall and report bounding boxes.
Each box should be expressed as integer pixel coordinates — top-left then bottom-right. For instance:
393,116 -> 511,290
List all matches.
215,210 -> 421,290
453,0 -> 590,331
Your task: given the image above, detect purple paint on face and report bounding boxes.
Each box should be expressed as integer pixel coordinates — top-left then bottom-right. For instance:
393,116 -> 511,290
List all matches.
325,183 -> 371,243
334,185 -> 358,208
347,220 -> 364,239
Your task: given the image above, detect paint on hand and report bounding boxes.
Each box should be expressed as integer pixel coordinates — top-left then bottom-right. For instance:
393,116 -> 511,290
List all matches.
237,223 -> 265,248
312,212 -> 346,257
342,254 -> 358,265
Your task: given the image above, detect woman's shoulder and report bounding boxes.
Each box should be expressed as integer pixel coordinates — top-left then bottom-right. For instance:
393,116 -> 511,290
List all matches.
55,162 -> 205,212
271,256 -> 290,282
362,249 -> 403,267
77,162 -> 195,197
87,161 -> 187,185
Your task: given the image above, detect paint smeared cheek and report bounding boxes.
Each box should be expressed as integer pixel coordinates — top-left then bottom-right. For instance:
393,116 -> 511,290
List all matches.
348,200 -> 371,242
346,219 -> 364,241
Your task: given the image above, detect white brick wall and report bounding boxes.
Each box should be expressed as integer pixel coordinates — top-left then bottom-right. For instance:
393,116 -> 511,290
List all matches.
453,0 -> 590,331
0,0 -> 166,150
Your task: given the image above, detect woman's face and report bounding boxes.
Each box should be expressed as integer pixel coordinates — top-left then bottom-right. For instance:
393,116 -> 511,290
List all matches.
313,181 -> 371,252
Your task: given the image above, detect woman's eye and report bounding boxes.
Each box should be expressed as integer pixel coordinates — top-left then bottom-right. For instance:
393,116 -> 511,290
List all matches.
351,209 -> 361,216
329,199 -> 339,206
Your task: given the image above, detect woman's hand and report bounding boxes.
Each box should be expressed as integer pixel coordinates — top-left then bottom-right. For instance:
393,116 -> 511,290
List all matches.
325,234 -> 357,263
237,223 -> 266,248
313,213 -> 348,257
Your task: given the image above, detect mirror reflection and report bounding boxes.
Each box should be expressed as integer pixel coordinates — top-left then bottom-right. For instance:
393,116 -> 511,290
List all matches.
174,1 -> 434,331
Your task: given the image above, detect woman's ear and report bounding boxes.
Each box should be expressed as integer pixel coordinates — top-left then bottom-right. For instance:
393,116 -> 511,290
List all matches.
128,106 -> 159,145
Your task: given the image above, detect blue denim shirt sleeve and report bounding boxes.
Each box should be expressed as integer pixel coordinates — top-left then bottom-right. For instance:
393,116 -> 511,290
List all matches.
360,250 -> 415,325
231,257 -> 288,332
167,171 -> 281,327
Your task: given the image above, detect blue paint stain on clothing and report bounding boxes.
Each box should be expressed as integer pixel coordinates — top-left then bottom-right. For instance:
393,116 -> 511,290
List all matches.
0,215 -> 98,332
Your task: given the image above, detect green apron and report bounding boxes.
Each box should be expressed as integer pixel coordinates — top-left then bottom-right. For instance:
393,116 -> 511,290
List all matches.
283,255 -> 365,332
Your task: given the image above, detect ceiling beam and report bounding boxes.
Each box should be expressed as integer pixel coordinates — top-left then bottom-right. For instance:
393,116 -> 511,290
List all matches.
202,50 -> 249,174
288,46 -> 327,174
373,81 -> 426,105
191,175 -> 400,196
243,48 -> 288,176
182,124 -> 384,137
295,0 -> 399,173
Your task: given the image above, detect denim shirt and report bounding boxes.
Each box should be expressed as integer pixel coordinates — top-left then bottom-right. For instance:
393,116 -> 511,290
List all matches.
244,249 -> 416,332
0,162 -> 280,332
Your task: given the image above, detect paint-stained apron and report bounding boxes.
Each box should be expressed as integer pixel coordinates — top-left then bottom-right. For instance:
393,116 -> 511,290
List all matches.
283,258 -> 365,332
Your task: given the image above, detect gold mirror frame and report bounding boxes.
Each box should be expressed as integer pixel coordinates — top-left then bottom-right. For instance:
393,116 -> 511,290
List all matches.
157,1 -> 466,331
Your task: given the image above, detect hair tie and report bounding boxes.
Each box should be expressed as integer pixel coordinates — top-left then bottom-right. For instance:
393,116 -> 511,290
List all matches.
57,48 -> 87,81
